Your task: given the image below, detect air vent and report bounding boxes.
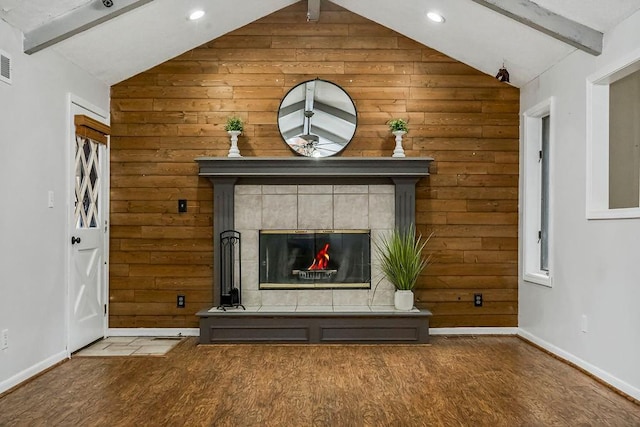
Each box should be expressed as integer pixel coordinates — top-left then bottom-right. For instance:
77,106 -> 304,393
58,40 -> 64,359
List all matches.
0,50 -> 12,85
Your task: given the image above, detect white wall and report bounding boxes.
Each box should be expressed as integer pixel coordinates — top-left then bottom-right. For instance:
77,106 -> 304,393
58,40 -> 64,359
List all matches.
0,20 -> 109,393
519,10 -> 640,399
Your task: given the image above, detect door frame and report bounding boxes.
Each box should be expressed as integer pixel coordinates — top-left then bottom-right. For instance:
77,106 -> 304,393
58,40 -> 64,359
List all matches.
66,93 -> 110,355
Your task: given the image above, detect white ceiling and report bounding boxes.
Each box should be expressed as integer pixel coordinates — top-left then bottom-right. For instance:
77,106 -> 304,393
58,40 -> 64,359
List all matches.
1,0 -> 640,87
532,0 -> 640,32
0,0 -> 92,32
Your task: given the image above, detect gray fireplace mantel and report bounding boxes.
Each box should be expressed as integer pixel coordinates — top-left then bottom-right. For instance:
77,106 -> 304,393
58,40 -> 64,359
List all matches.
196,157 -> 433,305
196,157 -> 433,179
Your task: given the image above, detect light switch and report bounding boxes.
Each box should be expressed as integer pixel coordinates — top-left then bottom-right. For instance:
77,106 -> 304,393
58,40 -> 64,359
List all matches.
48,190 -> 54,208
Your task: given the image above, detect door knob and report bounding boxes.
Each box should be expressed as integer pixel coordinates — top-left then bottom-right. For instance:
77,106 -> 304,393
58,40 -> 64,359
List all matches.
71,236 -> 81,245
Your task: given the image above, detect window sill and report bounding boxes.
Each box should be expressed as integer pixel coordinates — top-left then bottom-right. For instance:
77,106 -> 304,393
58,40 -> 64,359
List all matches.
587,208 -> 640,220
523,272 -> 552,288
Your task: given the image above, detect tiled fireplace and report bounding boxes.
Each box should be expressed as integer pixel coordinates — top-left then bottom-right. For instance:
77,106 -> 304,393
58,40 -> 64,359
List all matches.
235,184 -> 395,307
195,157 -> 433,343
196,157 -> 433,309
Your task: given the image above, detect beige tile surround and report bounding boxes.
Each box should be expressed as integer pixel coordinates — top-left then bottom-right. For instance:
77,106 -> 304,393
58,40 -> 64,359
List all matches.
235,184 -> 396,308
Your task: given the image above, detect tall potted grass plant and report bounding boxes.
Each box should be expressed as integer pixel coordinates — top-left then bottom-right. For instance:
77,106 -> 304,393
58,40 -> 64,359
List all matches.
375,225 -> 431,310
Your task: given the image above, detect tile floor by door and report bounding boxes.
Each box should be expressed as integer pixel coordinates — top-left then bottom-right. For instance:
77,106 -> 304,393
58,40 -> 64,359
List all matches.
74,337 -> 183,357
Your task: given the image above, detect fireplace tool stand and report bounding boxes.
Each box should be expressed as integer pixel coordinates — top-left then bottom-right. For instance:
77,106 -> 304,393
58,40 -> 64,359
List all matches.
217,230 -> 245,311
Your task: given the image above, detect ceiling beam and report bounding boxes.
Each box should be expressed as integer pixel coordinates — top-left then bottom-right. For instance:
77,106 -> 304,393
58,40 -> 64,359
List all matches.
469,0 -> 602,56
24,0 -> 154,55
307,0 -> 320,22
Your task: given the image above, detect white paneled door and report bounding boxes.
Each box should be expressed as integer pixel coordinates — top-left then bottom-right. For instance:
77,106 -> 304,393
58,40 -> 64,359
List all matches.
68,100 -> 108,353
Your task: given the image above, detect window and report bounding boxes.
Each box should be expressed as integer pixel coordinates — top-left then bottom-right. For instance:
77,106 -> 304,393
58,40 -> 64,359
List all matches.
609,69 -> 640,209
540,116 -> 550,272
523,98 -> 553,286
587,54 -> 640,219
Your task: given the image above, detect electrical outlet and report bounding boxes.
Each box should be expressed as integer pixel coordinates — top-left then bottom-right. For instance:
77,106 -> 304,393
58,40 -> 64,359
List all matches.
177,295 -> 186,308
474,293 -> 483,307
1,329 -> 8,350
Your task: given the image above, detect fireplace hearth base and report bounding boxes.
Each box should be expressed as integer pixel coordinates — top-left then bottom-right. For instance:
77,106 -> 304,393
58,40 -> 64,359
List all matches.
196,307 -> 431,344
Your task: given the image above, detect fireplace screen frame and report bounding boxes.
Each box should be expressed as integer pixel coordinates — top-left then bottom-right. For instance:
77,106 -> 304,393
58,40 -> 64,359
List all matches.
259,229 -> 371,290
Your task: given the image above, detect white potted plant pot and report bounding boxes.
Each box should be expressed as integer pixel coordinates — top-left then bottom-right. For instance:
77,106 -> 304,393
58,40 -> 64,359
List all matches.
394,290 -> 414,311
227,130 -> 242,157
392,130 -> 406,157
375,224 -> 431,311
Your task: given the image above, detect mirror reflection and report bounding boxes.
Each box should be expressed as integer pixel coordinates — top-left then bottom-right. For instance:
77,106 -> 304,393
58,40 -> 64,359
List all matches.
278,79 -> 357,157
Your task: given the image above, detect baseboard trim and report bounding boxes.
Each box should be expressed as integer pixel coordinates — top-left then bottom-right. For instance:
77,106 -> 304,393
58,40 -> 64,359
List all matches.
0,350 -> 68,395
430,327 -> 518,336
518,329 -> 640,402
107,328 -> 199,337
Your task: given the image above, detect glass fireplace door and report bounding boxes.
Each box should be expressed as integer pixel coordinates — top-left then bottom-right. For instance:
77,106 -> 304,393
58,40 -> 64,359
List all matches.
259,230 -> 371,289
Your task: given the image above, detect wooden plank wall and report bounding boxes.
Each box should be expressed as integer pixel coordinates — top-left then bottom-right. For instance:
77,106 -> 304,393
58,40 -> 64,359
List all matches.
109,0 -> 519,328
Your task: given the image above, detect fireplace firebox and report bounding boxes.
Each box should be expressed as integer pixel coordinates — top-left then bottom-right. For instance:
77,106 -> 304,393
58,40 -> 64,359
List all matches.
259,230 -> 371,289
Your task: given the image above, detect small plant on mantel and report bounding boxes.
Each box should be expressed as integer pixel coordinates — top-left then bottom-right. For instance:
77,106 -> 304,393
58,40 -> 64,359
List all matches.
225,117 -> 243,157
387,118 -> 408,134
388,118 -> 408,157
225,116 -> 244,133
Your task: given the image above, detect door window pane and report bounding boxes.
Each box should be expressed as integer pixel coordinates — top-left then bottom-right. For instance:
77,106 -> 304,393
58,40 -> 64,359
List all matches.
75,135 -> 100,229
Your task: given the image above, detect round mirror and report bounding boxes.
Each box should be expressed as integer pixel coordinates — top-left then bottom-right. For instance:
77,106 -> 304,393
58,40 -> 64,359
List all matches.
278,79 -> 357,157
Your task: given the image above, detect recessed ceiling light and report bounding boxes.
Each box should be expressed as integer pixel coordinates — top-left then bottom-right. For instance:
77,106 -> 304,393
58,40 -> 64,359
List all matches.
189,10 -> 205,21
427,11 -> 445,23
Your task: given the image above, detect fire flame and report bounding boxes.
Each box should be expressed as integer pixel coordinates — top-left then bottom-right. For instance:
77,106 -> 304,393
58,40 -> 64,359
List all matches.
308,243 -> 330,270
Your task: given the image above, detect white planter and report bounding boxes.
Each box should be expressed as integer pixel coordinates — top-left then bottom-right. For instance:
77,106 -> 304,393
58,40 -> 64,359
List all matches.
391,130 -> 406,158
394,290 -> 414,311
227,130 -> 242,157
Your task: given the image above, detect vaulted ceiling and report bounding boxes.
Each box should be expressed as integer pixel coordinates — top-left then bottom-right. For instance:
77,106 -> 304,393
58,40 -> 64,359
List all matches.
1,0 -> 640,87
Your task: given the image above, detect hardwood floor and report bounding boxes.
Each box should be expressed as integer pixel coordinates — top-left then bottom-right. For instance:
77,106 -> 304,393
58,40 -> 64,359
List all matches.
1,337 -> 639,426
